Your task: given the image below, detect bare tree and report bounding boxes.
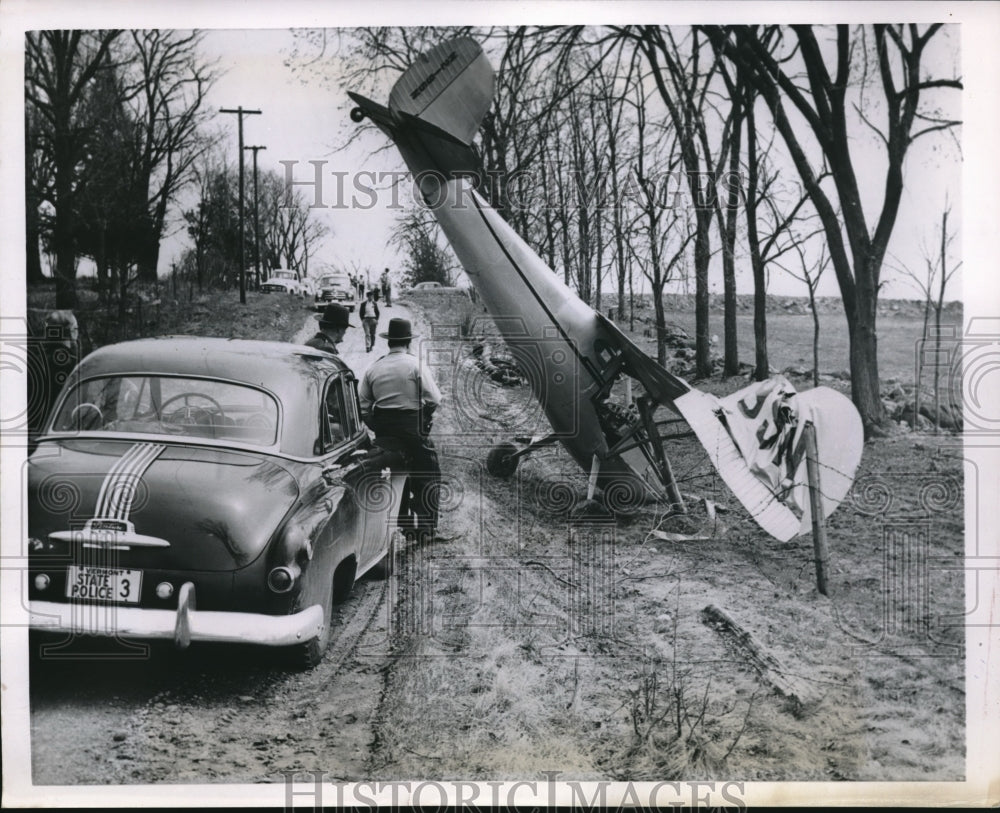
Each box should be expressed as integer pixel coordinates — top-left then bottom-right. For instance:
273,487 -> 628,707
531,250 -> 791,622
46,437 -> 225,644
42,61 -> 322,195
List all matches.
896,198 -> 960,431
124,30 -> 216,282
775,236 -> 830,388
704,24 -> 962,435
614,26 -> 732,379
390,209 -> 458,287
626,81 -> 696,367
25,29 -> 123,307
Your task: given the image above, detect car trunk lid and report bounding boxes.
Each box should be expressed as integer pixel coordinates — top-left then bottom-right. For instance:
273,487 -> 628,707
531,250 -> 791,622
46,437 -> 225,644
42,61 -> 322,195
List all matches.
29,439 -> 300,572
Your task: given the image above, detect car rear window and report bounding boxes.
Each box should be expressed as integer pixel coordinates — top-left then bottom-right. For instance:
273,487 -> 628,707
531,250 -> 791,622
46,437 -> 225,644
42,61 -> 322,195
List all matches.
51,375 -> 279,446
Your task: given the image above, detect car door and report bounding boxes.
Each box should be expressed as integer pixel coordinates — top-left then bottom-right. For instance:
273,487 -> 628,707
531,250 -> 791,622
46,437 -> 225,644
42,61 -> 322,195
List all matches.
320,373 -> 396,570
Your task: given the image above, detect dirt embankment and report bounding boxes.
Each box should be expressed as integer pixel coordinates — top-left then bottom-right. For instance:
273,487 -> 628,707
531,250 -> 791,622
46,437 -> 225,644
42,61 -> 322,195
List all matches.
29,294 -> 964,785
364,297 -> 964,781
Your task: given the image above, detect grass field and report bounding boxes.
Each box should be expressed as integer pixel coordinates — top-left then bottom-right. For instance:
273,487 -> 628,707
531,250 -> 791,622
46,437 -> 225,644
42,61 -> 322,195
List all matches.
658,310 -> 949,383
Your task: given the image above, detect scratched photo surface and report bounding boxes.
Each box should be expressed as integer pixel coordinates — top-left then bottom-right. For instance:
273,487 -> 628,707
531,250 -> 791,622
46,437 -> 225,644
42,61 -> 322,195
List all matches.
2,3 -> 997,809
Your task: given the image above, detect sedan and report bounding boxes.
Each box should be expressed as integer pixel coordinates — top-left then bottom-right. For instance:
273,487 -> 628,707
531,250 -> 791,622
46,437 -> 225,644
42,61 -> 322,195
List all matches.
26,337 -> 406,668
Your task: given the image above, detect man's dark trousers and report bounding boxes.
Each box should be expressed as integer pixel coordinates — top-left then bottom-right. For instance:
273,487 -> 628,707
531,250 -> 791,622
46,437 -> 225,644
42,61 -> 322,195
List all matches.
371,407 -> 440,536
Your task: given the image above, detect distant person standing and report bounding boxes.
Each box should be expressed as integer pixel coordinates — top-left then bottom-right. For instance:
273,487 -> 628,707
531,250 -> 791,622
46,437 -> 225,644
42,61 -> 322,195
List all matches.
359,289 -> 380,352
358,317 -> 443,542
381,268 -> 392,307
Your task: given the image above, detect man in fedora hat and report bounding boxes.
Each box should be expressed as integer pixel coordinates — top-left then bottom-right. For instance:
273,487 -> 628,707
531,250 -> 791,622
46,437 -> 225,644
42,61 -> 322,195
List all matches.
359,317 -> 443,542
359,289 -> 380,352
306,303 -> 353,355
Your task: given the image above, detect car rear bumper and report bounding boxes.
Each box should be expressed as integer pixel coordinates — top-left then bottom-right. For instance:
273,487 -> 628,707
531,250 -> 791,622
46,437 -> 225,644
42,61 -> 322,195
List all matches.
29,588 -> 325,649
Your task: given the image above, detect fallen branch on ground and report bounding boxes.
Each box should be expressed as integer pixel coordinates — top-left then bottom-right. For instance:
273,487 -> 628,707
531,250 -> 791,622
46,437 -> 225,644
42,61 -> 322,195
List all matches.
701,604 -> 817,709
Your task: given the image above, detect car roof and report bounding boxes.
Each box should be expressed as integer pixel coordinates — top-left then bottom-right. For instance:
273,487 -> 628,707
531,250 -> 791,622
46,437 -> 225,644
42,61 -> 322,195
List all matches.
70,337 -> 352,458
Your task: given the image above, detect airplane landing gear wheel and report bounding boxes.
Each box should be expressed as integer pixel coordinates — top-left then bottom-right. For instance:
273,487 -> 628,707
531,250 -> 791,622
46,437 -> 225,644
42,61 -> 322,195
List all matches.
486,442 -> 519,478
570,499 -> 612,521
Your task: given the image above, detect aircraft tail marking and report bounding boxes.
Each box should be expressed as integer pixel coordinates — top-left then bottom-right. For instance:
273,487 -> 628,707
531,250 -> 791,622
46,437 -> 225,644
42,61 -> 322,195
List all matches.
387,37 -> 494,145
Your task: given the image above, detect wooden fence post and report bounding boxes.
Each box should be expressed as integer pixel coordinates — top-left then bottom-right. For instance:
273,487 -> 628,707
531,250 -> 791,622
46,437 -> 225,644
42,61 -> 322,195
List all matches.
804,421 -> 830,596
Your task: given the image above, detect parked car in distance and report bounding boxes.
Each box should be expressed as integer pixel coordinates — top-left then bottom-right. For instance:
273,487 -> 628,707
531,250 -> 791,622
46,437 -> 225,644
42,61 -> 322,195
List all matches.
411,281 -> 444,290
26,337 -> 407,668
314,273 -> 356,311
261,269 -> 304,295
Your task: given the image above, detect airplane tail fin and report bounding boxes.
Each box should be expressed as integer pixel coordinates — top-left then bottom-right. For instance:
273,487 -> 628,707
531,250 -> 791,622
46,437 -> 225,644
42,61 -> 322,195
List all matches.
387,38 -> 494,145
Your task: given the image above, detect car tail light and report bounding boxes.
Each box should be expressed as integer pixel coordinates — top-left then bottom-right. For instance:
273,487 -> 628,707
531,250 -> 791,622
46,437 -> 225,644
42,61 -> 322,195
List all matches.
34,574 -> 50,591
156,582 -> 174,600
267,565 -> 300,593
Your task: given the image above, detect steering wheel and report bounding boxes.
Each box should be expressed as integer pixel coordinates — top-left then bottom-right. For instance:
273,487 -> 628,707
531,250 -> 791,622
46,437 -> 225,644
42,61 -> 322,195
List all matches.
69,402 -> 103,430
242,411 -> 272,429
160,392 -> 226,425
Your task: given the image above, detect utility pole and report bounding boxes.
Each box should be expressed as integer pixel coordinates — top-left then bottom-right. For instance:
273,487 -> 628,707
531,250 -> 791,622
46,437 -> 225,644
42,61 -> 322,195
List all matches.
244,144 -> 266,290
220,106 -> 262,304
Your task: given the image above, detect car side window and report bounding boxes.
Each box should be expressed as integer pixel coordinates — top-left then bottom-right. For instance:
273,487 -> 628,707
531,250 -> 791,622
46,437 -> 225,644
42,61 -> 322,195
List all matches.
345,378 -> 362,438
322,376 -> 347,448
322,373 -> 364,451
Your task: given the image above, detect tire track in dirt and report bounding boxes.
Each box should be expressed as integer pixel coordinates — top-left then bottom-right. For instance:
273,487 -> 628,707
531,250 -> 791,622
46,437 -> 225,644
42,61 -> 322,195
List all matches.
105,573 -> 392,784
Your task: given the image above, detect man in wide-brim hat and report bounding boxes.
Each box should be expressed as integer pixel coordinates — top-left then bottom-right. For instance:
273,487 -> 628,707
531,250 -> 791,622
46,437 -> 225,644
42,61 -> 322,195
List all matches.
305,303 -> 353,355
359,317 -> 444,542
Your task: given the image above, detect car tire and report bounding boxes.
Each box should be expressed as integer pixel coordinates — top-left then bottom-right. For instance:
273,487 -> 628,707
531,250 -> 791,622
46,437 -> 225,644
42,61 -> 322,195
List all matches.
290,557 -> 354,670
293,576 -> 333,670
371,529 -> 400,579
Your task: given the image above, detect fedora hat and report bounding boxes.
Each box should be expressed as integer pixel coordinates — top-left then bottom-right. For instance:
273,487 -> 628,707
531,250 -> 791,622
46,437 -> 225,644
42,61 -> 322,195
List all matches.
379,317 -> 417,341
315,303 -> 353,329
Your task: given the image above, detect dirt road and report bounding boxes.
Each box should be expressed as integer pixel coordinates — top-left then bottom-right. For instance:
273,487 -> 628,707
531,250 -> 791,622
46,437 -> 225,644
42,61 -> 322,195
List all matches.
28,298 -> 965,785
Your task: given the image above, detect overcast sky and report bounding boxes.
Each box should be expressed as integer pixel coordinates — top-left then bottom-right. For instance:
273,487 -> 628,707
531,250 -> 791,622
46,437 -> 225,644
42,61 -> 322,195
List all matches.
3,3 -> 991,305
187,25 -> 962,300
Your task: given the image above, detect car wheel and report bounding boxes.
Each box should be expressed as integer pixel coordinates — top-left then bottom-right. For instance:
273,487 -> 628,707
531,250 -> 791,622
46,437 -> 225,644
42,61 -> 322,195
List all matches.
371,529 -> 400,579
292,578 -> 333,670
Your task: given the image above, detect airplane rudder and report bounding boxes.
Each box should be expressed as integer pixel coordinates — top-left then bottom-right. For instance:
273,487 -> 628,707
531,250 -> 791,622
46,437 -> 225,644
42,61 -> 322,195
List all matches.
388,37 -> 494,145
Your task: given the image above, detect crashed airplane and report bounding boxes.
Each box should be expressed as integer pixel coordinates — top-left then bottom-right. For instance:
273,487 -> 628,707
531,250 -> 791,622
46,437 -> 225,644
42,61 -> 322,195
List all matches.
348,37 -> 864,543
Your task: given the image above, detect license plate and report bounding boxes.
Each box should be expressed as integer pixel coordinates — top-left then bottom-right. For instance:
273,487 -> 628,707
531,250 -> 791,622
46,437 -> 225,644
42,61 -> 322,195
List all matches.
65,566 -> 142,604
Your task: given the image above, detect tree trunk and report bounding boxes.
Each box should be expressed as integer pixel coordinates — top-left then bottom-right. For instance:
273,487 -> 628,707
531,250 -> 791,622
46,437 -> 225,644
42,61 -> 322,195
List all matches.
721,91 -> 743,378
744,87 -> 769,381
913,295 -> 930,430
653,285 -> 667,367
25,188 -> 45,285
25,117 -> 45,285
53,132 -> 79,309
628,263 -> 635,332
809,288 -> 820,389
848,270 -> 885,435
693,212 -> 712,378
